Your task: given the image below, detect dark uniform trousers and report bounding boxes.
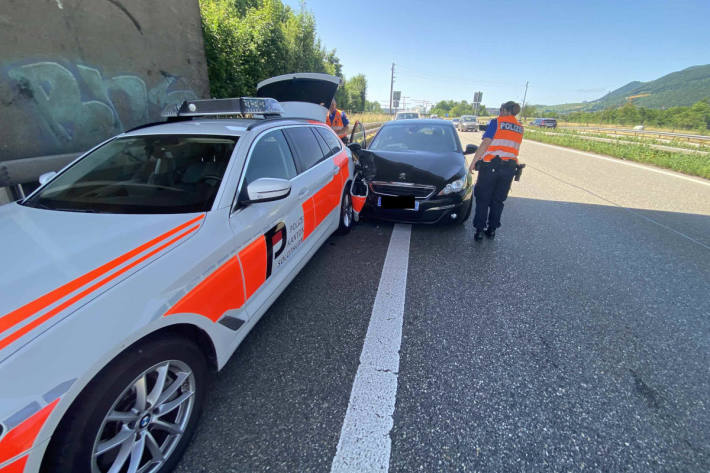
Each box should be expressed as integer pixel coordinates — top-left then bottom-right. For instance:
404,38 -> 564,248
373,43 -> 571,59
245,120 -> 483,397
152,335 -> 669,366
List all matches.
473,159 -> 516,231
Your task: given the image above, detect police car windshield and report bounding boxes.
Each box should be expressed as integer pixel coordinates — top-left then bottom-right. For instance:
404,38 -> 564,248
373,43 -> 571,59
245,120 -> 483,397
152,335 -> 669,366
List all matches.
23,135 -> 237,214
370,124 -> 459,153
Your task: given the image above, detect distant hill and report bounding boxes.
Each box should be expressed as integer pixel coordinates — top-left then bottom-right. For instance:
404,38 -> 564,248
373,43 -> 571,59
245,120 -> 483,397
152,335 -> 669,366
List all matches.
537,64 -> 710,114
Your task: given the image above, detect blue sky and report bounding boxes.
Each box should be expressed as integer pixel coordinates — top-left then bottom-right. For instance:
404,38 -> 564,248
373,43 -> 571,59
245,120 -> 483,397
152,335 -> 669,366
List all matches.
283,0 -> 710,109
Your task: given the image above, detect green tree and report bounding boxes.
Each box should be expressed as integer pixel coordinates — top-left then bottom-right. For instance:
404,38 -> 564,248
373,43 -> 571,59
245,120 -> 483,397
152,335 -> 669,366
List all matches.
344,74 -> 367,112
365,100 -> 382,113
200,0 -> 353,99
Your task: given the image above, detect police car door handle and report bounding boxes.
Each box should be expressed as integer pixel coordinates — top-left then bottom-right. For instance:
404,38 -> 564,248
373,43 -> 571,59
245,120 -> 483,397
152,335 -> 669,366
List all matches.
298,188 -> 309,198
332,166 -> 340,176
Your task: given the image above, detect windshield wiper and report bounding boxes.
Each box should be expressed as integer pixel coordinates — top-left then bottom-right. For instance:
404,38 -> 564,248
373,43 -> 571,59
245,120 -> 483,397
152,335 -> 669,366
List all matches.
53,207 -> 98,213
26,201 -> 97,213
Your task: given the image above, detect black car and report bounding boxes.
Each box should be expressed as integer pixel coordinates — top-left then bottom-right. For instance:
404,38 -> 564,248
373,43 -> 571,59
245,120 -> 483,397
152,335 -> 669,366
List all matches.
348,119 -> 476,224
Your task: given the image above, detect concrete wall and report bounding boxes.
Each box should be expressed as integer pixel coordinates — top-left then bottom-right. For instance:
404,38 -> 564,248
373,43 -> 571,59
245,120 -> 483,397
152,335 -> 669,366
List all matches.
0,0 -> 209,169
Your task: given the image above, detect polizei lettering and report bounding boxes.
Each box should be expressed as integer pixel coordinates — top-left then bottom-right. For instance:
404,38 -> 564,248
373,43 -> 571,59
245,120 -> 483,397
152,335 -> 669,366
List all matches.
500,122 -> 523,134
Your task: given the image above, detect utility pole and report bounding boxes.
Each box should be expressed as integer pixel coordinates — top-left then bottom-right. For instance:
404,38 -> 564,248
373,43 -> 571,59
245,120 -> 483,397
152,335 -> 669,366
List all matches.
389,62 -> 395,115
521,81 -> 529,119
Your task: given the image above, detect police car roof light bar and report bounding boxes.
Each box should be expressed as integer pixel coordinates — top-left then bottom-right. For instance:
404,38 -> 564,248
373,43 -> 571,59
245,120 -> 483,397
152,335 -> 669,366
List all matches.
161,97 -> 284,119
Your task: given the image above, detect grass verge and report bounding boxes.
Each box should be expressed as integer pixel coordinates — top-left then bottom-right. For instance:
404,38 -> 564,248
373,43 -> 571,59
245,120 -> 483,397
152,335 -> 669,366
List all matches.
524,128 -> 710,180
537,127 -> 710,153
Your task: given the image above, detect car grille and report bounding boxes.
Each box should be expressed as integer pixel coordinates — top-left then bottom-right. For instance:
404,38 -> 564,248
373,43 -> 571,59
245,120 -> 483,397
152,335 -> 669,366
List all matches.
370,181 -> 436,199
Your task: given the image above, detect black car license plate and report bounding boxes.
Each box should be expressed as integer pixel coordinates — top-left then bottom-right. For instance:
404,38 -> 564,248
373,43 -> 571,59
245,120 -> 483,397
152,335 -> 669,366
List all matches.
378,195 -> 418,210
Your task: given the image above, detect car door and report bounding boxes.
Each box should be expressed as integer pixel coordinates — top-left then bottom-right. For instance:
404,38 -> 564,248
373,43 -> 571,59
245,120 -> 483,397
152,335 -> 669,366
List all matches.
284,125 -> 343,242
349,121 -> 367,149
228,128 -> 300,319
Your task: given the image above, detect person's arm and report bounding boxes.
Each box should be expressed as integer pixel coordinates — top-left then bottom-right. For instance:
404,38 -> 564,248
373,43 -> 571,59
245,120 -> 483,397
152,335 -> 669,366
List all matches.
468,118 -> 496,172
337,112 -> 350,135
468,138 -> 491,173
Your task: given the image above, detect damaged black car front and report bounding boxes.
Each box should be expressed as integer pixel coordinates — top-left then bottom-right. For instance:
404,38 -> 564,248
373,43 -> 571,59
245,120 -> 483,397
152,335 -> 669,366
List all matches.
350,119 -> 476,225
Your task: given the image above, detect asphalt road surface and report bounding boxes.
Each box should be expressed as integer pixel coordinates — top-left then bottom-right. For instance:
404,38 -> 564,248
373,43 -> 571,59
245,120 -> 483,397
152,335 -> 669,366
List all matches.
176,131 -> 710,473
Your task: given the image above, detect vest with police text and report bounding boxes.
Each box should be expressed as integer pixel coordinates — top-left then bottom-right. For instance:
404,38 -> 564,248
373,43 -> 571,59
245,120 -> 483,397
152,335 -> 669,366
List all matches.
483,115 -> 523,162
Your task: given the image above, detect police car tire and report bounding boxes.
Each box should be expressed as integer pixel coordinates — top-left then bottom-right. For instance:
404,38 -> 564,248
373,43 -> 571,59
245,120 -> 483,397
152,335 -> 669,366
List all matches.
41,336 -> 208,473
336,185 -> 353,235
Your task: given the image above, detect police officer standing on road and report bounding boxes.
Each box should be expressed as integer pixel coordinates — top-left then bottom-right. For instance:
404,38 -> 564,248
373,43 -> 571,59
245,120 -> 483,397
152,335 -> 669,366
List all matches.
326,99 -> 350,142
468,101 -> 524,241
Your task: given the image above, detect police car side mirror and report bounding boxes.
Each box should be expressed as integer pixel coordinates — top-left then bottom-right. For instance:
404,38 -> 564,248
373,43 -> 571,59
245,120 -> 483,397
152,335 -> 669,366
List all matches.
241,178 -> 291,204
39,171 -> 57,185
464,144 -> 478,155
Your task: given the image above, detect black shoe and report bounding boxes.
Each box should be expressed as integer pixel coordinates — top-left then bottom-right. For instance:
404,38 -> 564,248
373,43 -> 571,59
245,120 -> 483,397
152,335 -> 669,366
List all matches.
474,230 -> 484,241
484,227 -> 496,239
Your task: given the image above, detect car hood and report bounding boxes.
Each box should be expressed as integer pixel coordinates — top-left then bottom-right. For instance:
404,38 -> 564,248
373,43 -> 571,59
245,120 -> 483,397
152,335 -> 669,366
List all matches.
358,149 -> 465,187
0,203 -> 203,354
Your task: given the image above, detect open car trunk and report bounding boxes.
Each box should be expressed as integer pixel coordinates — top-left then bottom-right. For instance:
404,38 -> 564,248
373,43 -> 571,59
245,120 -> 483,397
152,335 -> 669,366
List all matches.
256,73 -> 342,122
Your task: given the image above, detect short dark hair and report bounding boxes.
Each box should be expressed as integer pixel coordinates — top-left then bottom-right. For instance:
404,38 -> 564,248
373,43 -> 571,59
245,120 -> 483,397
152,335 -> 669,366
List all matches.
500,101 -> 521,115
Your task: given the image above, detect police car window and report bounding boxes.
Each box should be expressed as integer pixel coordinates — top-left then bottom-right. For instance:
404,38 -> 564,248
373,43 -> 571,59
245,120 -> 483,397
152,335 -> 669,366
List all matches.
240,130 -> 297,197
283,126 -> 326,172
315,127 -> 342,156
22,135 -> 237,214
312,127 -> 332,157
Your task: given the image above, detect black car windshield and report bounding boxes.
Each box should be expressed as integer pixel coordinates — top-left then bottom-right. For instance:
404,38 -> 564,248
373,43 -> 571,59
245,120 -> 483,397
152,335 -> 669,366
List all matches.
23,135 -> 237,214
370,124 -> 460,153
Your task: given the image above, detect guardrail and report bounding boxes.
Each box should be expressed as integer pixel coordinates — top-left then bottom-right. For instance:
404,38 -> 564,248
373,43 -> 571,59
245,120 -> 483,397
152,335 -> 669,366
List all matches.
559,125 -> 710,144
363,121 -> 383,138
1,153 -> 80,200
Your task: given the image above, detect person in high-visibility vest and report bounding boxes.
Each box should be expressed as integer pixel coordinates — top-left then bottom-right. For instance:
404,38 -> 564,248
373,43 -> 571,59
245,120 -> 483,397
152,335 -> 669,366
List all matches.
326,99 -> 350,141
468,101 -> 524,241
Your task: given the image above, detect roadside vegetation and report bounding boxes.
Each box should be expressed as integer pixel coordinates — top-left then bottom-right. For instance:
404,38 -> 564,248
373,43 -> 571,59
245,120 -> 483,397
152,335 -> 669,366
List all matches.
199,0 -> 377,113
429,100 -> 489,118
528,100 -> 710,133
524,128 -> 710,179
349,112 -> 392,124
530,127 -> 710,153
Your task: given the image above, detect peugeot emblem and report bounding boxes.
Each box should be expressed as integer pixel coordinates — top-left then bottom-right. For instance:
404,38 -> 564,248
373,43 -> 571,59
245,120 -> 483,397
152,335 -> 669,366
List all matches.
398,172 -> 406,180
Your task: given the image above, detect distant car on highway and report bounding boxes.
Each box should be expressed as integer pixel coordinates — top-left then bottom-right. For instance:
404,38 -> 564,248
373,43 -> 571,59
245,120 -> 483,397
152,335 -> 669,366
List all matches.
430,114 -> 439,119
458,115 -> 478,132
451,118 -> 460,128
350,119 -> 476,224
531,118 -> 557,128
395,111 -> 420,120
0,74 -> 357,473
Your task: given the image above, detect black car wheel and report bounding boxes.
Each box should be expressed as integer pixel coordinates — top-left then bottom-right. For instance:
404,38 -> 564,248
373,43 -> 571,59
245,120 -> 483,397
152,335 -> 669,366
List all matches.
42,337 -> 208,473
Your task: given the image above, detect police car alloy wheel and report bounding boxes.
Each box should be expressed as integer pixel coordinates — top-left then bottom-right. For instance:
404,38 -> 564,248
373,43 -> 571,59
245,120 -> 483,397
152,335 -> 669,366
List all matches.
42,337 -> 207,473
336,188 -> 354,235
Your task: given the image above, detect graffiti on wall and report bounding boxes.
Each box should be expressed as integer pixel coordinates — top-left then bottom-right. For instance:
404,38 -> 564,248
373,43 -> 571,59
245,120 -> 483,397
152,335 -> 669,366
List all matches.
3,60 -> 198,153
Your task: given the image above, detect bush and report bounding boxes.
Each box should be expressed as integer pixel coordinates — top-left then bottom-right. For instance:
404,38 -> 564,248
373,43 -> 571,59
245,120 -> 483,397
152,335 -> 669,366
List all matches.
200,0 -> 345,99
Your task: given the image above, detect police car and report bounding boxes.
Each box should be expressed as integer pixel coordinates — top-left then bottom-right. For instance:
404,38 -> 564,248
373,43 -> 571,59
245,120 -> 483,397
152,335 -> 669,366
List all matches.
0,74 -> 356,473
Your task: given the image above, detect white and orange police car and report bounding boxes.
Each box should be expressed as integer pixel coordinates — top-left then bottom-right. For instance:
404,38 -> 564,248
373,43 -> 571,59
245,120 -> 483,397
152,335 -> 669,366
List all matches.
0,74 -> 358,473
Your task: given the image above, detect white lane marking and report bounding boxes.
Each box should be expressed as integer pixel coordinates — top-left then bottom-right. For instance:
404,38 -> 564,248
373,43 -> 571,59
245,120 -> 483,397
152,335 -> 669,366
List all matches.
331,223 -> 411,473
526,140 -> 710,188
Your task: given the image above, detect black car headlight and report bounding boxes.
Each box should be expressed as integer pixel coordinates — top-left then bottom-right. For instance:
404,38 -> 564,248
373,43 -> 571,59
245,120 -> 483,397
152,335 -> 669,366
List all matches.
438,176 -> 467,196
